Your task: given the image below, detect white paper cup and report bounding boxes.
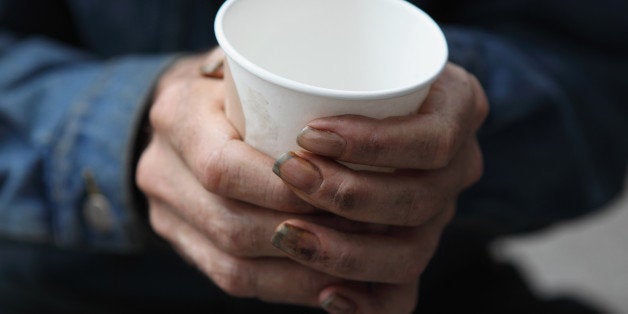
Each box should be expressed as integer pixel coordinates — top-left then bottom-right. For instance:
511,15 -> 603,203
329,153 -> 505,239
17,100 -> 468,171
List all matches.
215,0 -> 448,159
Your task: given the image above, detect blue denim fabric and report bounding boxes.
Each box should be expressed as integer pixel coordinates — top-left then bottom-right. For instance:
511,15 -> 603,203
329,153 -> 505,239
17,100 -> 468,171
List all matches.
0,33 -> 177,250
446,25 -> 628,234
0,0 -> 628,249
0,0 -> 627,311
1,0 -> 627,248
0,0 -> 228,251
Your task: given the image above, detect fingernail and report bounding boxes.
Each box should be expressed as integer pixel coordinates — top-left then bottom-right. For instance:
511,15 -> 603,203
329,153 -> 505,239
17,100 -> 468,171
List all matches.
321,294 -> 356,314
297,126 -> 345,158
271,223 -> 319,262
273,152 -> 322,194
200,59 -> 224,77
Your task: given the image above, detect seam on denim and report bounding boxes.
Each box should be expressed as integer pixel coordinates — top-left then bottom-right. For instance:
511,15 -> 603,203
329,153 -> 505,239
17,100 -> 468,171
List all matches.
51,63 -> 112,246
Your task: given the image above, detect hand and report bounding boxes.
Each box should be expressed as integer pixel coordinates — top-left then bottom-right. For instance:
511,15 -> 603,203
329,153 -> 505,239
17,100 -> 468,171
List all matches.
138,49 -> 327,306
271,63 -> 489,313
136,49 -> 401,310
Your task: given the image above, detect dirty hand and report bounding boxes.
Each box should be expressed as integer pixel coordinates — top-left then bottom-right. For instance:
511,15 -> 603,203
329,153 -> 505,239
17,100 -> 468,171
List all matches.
136,49 -> 406,311
271,63 -> 489,313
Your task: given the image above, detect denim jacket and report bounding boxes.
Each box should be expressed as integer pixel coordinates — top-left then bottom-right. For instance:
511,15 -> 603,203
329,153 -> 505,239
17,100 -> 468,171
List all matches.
1,0 -> 627,252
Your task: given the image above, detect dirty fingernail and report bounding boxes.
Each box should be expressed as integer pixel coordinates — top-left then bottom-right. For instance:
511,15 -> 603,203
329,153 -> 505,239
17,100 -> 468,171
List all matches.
200,59 -> 224,77
297,126 -> 346,158
321,293 -> 356,314
273,152 -> 322,194
271,223 -> 319,262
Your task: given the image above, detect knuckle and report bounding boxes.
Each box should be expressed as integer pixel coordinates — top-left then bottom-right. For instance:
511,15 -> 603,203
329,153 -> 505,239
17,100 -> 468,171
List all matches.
475,90 -> 490,119
430,127 -> 458,168
405,188 -> 446,226
469,74 -> 490,124
469,160 -> 484,187
135,144 -> 161,197
326,179 -> 361,213
390,189 -> 419,225
213,261 -> 255,298
147,207 -> 169,237
333,251 -> 362,276
466,143 -> 485,188
198,141 -> 243,196
135,153 -> 153,194
477,99 -> 490,125
213,221 -> 258,257
149,85 -> 179,131
363,131 -> 385,156
199,145 -> 230,194
352,129 -> 385,164
148,101 -> 166,131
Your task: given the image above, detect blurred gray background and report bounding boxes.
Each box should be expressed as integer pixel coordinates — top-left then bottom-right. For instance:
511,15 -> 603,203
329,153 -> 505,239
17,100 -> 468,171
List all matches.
493,175 -> 628,313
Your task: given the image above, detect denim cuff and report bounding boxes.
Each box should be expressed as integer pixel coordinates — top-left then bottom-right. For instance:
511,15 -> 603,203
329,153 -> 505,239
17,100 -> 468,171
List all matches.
50,55 -> 178,251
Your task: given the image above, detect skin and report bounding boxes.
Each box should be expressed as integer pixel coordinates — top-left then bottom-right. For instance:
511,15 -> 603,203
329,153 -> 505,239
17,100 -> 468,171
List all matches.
136,48 -> 488,313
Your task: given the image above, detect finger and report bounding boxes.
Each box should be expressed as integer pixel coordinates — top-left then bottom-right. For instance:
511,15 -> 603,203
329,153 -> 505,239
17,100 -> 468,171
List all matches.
137,138 -> 387,258
319,282 -> 419,314
272,139 -> 480,226
149,71 -> 313,213
139,136 -> 290,257
200,47 -> 225,78
148,201 -> 344,307
270,206 -> 452,283
297,63 -> 489,169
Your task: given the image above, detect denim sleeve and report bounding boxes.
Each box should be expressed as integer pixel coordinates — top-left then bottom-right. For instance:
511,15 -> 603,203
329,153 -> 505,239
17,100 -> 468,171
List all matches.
0,31 -> 177,251
444,27 -> 628,235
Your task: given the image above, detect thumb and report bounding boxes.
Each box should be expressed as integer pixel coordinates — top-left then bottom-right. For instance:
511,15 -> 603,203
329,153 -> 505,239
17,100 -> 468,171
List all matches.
200,47 -> 225,78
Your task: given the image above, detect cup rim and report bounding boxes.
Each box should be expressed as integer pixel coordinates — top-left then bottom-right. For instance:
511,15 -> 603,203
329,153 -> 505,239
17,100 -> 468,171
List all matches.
215,0 -> 448,100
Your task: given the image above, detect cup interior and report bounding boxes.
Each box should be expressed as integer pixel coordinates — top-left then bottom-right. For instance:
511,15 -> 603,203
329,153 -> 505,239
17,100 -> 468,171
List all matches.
216,0 -> 447,97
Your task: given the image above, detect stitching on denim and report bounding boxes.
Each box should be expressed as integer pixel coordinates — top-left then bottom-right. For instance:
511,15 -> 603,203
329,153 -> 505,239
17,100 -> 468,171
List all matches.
51,63 -> 113,245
